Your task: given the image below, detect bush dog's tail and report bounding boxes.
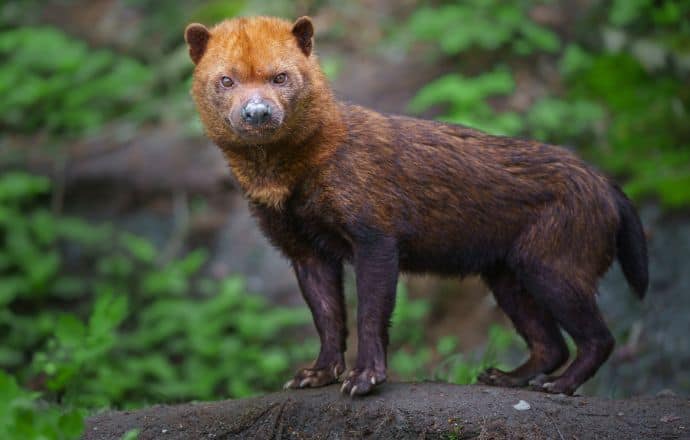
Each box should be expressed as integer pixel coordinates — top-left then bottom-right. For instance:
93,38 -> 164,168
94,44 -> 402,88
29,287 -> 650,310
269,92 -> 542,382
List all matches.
613,185 -> 649,299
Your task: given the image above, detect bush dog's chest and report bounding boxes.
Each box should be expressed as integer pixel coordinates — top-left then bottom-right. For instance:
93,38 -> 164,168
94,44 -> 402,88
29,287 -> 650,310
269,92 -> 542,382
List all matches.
249,188 -> 354,263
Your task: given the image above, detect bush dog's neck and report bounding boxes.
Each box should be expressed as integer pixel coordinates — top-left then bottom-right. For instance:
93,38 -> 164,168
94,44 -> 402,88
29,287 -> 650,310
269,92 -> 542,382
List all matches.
217,91 -> 345,210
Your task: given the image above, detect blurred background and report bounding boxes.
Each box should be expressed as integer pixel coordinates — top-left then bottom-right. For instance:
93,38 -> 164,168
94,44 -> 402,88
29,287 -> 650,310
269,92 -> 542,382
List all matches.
1,0 -> 689,436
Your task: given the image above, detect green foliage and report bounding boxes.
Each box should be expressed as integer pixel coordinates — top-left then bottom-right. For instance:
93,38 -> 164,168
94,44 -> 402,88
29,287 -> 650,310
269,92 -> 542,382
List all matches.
1,172 -> 315,436
0,27 -> 153,137
0,1 -> 270,141
389,283 -> 432,378
27,274 -> 313,408
0,173 -> 66,309
189,0 -> 247,25
608,0 -> 690,52
434,324 -> 521,385
404,1 -> 560,136
406,0 -> 559,55
388,283 -> 520,383
0,371 -> 85,440
390,282 -> 430,347
560,49 -> 690,207
409,69 -> 522,135
525,97 -> 605,142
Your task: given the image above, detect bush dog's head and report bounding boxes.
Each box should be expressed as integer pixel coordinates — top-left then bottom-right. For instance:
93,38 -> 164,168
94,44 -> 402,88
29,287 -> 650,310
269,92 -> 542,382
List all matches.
185,16 -> 328,148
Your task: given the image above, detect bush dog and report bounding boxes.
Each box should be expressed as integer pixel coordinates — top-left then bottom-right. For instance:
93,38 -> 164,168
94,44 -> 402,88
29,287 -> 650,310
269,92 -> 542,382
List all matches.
184,16 -> 648,396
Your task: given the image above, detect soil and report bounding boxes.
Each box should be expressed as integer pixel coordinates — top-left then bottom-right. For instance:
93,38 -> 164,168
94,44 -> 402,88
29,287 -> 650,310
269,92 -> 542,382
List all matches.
84,383 -> 689,439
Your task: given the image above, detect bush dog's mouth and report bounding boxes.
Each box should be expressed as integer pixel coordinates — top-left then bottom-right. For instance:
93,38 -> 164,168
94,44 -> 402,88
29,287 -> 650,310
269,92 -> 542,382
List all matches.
225,116 -> 283,143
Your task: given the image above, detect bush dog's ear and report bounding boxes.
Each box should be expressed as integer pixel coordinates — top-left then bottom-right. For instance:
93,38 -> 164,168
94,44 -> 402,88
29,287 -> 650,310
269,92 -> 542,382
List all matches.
185,23 -> 210,64
292,16 -> 314,56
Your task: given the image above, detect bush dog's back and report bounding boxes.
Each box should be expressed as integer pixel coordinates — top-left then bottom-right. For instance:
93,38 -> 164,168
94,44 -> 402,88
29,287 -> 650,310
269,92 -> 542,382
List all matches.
185,16 -> 648,396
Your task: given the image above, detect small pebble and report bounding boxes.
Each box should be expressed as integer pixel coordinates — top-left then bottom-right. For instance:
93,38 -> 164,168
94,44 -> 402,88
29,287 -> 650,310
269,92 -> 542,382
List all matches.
656,389 -> 676,398
513,400 -> 531,411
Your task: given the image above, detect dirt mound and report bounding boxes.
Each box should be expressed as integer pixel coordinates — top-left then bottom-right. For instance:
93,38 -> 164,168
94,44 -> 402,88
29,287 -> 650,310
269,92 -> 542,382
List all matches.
85,382 -> 688,439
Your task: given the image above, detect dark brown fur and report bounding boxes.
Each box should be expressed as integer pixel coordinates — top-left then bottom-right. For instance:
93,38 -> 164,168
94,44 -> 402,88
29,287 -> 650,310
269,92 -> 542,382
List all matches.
185,16 -> 649,396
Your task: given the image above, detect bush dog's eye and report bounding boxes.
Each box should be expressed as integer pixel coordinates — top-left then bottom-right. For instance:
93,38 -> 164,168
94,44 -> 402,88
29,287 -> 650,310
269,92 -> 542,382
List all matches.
273,73 -> 287,84
220,76 -> 234,88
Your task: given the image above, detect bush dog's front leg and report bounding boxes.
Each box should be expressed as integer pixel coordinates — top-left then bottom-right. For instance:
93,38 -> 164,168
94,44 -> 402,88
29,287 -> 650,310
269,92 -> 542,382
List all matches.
285,256 -> 346,389
341,236 -> 399,396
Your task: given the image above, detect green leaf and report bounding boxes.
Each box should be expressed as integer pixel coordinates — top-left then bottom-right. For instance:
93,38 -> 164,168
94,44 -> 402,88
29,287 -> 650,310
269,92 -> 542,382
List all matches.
121,429 -> 140,440
409,69 -> 521,135
55,315 -> 86,347
437,336 -> 458,356
610,0 -> 653,26
120,233 -> 157,263
88,292 -> 128,343
0,172 -> 50,202
520,21 -> 560,53
58,409 -> 86,438
176,249 -> 207,276
559,44 -> 594,77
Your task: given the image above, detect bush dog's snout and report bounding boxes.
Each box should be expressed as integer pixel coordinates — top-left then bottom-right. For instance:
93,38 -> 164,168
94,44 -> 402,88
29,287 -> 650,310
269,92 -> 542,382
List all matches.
241,98 -> 273,125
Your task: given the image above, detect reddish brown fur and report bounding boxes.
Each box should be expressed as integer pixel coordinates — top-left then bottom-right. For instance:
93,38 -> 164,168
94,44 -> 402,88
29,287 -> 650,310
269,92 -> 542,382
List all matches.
185,16 -> 648,396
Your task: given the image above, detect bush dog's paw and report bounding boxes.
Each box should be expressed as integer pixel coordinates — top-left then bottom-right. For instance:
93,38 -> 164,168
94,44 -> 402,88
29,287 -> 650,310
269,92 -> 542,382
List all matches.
528,374 -> 574,395
284,364 -> 344,390
527,373 -> 551,390
538,379 -> 576,395
477,367 -> 530,388
340,368 -> 386,397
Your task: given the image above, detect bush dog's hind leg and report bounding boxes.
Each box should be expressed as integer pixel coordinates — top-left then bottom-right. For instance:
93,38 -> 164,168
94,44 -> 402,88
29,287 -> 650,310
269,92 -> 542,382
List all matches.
478,267 -> 570,387
341,235 -> 398,396
285,256 -> 347,389
523,269 -> 615,395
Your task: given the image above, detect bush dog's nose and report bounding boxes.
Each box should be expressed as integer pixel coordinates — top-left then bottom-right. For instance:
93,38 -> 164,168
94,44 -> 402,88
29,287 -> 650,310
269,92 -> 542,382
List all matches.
241,99 -> 272,125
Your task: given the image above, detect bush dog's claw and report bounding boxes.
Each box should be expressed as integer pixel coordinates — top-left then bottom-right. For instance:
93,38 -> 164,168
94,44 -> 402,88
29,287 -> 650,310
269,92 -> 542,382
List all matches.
286,365 -> 343,390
